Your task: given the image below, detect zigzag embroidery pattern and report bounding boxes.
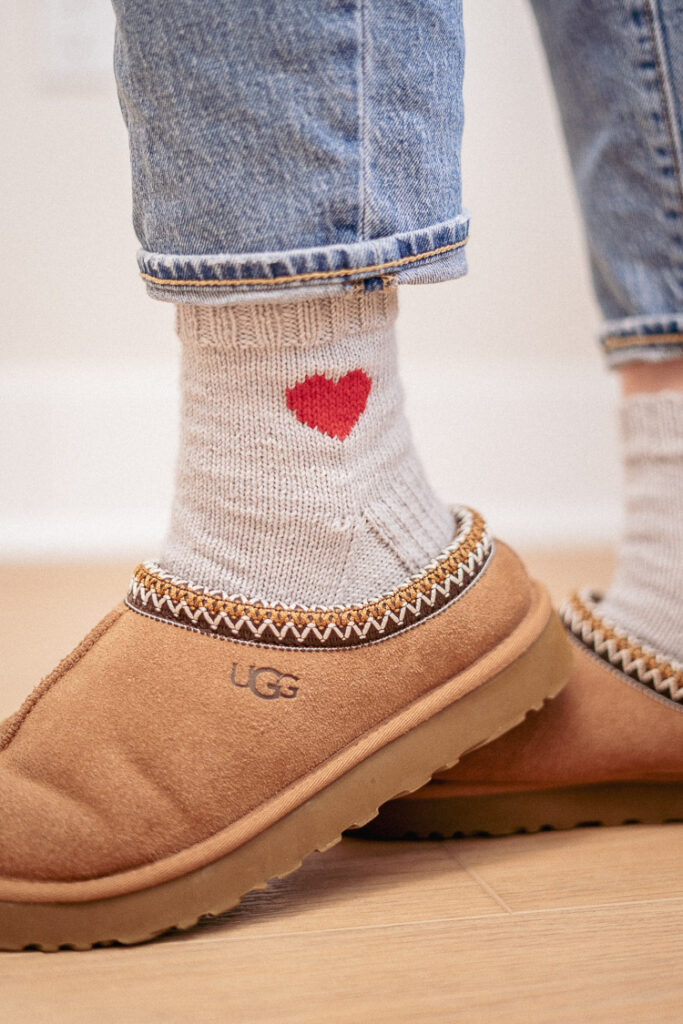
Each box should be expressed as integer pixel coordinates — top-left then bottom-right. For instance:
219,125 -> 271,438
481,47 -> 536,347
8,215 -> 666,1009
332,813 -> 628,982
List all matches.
125,507 -> 492,649
561,589 -> 683,705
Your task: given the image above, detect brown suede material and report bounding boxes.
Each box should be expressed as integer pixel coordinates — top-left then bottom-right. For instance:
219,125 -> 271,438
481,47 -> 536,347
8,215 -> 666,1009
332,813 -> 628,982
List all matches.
427,636 -> 683,797
0,542 -> 532,883
0,714 -> 18,748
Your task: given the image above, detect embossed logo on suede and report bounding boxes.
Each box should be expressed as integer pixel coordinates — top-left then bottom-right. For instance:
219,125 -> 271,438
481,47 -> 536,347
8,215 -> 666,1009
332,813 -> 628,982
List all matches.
231,663 -> 299,701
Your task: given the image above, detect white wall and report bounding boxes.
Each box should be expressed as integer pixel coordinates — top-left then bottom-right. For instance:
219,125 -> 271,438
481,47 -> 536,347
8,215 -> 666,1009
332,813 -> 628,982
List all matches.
0,1 -> 620,561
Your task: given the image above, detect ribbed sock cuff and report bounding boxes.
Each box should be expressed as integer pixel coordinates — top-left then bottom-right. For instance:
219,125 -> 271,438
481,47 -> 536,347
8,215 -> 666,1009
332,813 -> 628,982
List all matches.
175,289 -> 398,351
621,391 -> 683,459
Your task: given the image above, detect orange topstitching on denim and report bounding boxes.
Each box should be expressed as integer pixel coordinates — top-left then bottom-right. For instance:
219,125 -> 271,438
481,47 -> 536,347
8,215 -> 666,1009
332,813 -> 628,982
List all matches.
139,237 -> 469,288
604,332 -> 683,351
642,0 -> 683,218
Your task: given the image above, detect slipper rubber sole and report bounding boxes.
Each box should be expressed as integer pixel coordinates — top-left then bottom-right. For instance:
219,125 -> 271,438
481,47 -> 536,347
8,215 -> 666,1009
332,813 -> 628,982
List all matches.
360,780 -> 683,840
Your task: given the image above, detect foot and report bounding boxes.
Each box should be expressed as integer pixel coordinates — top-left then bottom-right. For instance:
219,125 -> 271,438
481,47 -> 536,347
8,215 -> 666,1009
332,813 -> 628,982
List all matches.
363,589 -> 683,839
0,511 -> 571,950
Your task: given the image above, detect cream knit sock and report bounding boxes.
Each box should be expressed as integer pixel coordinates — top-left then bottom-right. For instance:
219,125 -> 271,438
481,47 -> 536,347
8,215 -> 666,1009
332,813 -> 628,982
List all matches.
598,391 -> 683,662
160,289 -> 455,606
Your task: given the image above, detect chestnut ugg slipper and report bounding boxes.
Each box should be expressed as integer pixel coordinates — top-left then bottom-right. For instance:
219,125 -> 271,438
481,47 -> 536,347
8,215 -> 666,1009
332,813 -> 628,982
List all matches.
364,587 -> 683,839
0,508 -> 571,951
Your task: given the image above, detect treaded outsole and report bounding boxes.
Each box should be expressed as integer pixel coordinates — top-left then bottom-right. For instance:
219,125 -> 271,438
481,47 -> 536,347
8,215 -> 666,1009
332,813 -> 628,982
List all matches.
357,781 -> 683,842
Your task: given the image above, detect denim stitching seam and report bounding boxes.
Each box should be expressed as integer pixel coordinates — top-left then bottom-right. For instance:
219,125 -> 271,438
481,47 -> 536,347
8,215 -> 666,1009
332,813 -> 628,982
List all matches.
603,331 -> 683,351
139,236 -> 469,288
643,0 -> 683,224
358,0 -> 368,242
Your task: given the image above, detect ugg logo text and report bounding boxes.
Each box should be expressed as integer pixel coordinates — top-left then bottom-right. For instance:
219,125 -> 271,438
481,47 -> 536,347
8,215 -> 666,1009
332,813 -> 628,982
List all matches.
230,663 -> 299,701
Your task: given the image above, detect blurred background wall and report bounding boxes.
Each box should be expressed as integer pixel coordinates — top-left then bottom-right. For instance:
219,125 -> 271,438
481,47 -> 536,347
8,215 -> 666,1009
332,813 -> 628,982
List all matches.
0,0 -> 619,562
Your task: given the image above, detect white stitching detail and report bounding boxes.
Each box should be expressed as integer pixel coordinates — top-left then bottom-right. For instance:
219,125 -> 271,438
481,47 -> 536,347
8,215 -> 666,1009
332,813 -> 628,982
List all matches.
126,507 -> 492,647
560,588 -> 683,703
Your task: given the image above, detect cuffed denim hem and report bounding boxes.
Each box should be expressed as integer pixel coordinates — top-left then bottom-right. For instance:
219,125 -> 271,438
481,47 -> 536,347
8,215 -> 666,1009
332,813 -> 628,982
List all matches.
601,315 -> 683,368
137,215 -> 469,305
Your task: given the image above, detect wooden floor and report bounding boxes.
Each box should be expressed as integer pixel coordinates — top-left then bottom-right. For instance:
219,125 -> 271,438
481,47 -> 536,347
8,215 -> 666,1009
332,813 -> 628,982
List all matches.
2,553 -> 683,1023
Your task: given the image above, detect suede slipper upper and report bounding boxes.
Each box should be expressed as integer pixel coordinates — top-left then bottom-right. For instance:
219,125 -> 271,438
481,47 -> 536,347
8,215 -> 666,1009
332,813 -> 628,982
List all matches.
364,588 -> 683,839
0,507 -> 572,950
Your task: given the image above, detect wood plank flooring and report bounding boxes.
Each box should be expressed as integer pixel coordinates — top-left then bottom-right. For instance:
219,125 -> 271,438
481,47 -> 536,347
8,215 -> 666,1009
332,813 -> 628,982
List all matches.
2,552 -> 682,1023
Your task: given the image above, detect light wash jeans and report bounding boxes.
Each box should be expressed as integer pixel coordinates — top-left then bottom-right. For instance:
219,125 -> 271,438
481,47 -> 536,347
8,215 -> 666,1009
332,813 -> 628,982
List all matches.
112,0 -> 683,368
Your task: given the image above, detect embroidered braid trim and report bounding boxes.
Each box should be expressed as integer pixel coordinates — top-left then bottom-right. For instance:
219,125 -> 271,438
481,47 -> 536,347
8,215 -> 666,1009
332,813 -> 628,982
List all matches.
125,506 -> 492,649
561,589 -> 683,704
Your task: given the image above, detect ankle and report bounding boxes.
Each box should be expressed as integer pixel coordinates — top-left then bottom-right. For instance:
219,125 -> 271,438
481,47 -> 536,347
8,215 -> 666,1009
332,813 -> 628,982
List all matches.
161,290 -> 454,605
619,357 -> 683,396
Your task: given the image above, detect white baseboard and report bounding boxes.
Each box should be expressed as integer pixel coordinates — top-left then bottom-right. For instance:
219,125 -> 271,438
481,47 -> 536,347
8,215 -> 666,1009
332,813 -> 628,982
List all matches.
0,358 -> 621,559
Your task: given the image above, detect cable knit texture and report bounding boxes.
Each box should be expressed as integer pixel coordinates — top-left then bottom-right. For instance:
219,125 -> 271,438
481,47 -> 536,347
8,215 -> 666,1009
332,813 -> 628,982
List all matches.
161,289 -> 454,606
598,391 -> 683,662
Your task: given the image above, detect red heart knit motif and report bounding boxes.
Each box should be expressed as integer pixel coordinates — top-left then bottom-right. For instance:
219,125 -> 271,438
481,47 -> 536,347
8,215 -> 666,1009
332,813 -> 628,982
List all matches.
286,370 -> 372,441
